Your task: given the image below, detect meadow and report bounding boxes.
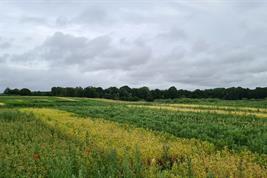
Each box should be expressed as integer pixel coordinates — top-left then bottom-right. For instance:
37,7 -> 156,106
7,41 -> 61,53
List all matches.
0,96 -> 266,177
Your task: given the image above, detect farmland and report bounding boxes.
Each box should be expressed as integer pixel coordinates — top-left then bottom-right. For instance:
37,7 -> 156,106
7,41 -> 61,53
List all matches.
0,96 -> 266,177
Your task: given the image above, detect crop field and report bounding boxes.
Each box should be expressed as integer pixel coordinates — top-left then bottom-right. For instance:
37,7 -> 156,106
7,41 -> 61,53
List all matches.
0,96 -> 267,177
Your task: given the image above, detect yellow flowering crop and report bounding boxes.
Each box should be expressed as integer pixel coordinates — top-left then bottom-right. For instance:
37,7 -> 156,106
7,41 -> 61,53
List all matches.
128,104 -> 267,118
21,108 -> 267,177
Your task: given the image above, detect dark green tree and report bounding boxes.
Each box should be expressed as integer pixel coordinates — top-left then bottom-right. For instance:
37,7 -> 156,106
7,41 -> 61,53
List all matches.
3,88 -> 11,95
20,88 -> 31,96
119,86 -> 132,100
84,87 -> 98,98
151,89 -> 163,99
166,86 -> 177,99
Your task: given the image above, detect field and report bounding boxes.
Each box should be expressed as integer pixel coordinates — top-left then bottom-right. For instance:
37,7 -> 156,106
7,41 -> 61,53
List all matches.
0,96 -> 266,177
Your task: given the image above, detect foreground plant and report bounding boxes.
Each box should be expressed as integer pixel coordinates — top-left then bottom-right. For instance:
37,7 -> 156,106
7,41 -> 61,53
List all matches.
20,108 -> 267,177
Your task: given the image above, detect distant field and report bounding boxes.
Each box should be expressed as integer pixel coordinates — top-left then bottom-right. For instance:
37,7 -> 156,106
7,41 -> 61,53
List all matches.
156,98 -> 267,108
0,96 -> 266,177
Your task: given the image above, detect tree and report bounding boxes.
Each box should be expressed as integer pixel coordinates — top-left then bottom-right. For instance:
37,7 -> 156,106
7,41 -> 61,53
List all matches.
5,85 -> 267,101
66,87 -> 75,97
74,87 -> 84,97
20,88 -> 31,96
96,87 -> 104,98
136,87 -> 151,101
3,88 -> 11,95
12,88 -> 20,95
84,87 -> 98,98
192,89 -> 203,98
51,87 -> 65,96
151,89 -> 163,99
104,87 -> 119,99
119,86 -> 132,100
166,86 -> 177,99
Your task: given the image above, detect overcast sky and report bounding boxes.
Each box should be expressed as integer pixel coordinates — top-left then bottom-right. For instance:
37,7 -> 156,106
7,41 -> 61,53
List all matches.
1,0 -> 267,91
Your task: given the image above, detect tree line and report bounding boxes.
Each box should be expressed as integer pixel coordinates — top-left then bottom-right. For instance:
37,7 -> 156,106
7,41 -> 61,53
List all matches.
3,86 -> 267,101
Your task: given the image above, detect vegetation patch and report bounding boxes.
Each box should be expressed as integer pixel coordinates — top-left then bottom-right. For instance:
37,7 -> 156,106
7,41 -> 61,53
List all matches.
128,104 -> 267,118
1,96 -> 267,177
56,97 -> 78,101
0,109 -> 158,177
20,108 -> 267,177
63,105 -> 267,154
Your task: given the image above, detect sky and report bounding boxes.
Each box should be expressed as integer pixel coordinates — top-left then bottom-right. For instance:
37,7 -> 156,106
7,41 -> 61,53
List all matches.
1,0 -> 267,92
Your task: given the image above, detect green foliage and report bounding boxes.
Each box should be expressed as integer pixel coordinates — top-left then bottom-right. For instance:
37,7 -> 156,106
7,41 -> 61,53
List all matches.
0,96 -> 267,177
0,109 -> 153,178
6,85 -> 267,101
1,96 -> 267,154
63,105 -> 267,154
156,98 -> 267,108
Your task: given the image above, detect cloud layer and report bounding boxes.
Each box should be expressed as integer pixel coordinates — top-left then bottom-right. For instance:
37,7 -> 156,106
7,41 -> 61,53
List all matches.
1,0 -> 267,91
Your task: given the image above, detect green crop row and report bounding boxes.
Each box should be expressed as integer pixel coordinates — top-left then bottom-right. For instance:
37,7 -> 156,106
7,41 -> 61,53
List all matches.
61,105 -> 267,154
156,98 -> 267,108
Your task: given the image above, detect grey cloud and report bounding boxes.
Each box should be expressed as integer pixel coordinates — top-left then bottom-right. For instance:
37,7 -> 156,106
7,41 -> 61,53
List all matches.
0,37 -> 12,49
233,0 -> 267,11
11,32 -> 151,72
20,16 -> 47,24
0,42 -> 11,49
0,54 -> 8,63
75,6 -> 110,24
157,27 -> 187,42
1,0 -> 267,91
55,17 -> 70,26
14,32 -> 112,66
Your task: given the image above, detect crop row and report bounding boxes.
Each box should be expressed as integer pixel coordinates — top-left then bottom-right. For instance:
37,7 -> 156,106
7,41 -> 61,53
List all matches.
61,105 -> 267,154
151,103 -> 267,113
21,108 -> 267,177
127,104 -> 267,119
157,98 -> 267,109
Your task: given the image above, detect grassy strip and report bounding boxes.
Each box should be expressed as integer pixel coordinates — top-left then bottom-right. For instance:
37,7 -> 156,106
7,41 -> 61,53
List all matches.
56,97 -> 78,101
153,103 -> 267,113
128,105 -> 267,118
21,108 -> 267,177
0,96 -> 110,108
156,98 -> 267,109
